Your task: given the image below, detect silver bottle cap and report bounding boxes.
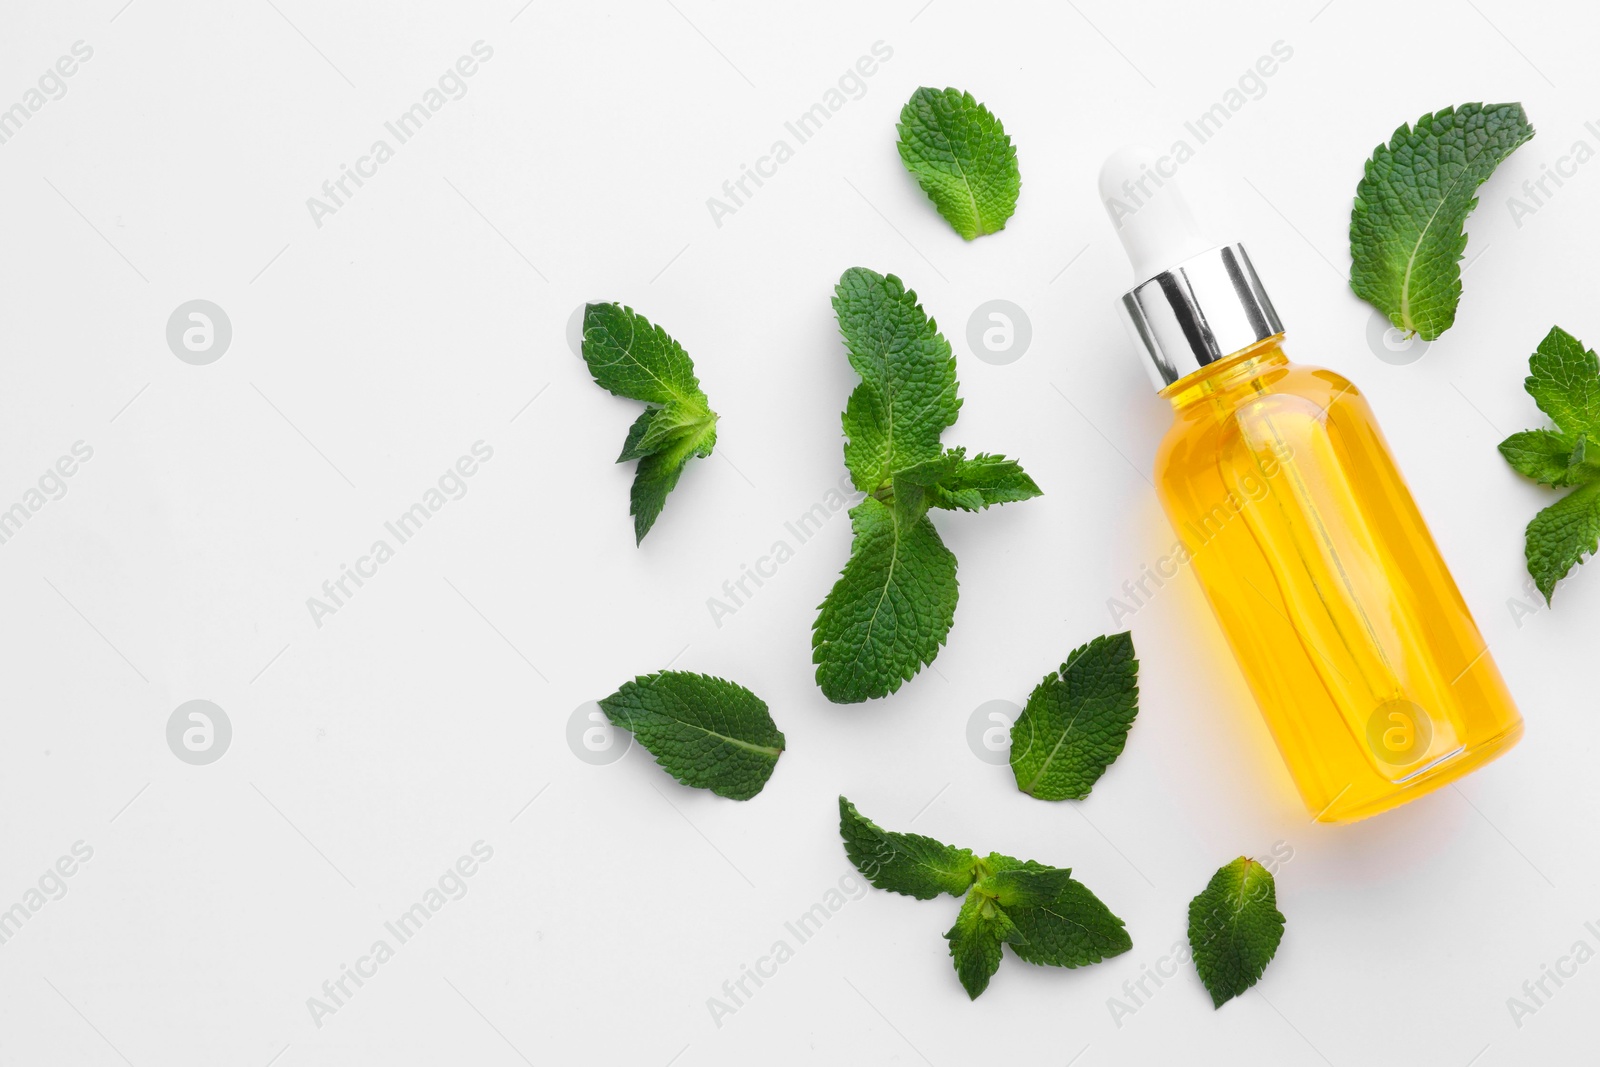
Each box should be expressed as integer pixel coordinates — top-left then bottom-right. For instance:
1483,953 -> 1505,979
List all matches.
1099,146 -> 1284,391
1118,243 -> 1283,390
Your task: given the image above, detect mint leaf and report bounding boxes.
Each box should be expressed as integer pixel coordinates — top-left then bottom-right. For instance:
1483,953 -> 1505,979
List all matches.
581,303 -> 718,542
1500,429 -> 1585,487
598,672 -> 783,800
981,864 -> 1075,909
838,796 -> 976,899
1500,327 -> 1600,601
1525,480 -> 1600,604
835,268 -> 960,495
896,87 -> 1020,240
1188,857 -> 1286,1009
1003,875 -> 1133,970
1010,632 -> 1139,800
628,429 -> 713,545
944,886 -> 1017,999
618,404 -> 708,463
1527,324 -> 1600,432
887,452 -> 963,526
813,497 -> 959,704
927,450 -> 1042,512
839,804 -> 1131,998
977,851 -> 1132,970
814,269 -> 1038,703
581,302 -> 705,406
1349,102 -> 1534,341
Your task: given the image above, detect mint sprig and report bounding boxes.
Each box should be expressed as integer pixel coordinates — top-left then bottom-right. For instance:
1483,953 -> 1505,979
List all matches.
598,672 -> 783,799
812,269 -> 1041,703
580,303 -> 718,543
839,797 -> 1131,1000
1349,102 -> 1534,341
1499,326 -> 1600,601
1187,856 -> 1286,1009
896,87 -> 1020,240
1010,632 -> 1139,800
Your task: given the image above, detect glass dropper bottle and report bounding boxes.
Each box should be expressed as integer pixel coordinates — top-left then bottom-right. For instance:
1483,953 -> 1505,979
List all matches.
1101,146 -> 1522,822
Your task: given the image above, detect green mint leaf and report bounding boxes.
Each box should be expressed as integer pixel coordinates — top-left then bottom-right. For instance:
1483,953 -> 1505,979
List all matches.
979,862 -> 1075,909
1010,632 -> 1140,800
1524,325 -> 1600,437
892,452 -> 960,481
581,302 -> 708,407
889,449 -> 965,493
1525,481 -> 1600,604
944,886 -> 1018,999
598,672 -> 783,800
1499,429 -> 1583,487
838,796 -> 977,899
816,269 -> 1038,703
896,87 -> 1020,240
581,302 -> 718,542
1349,102 -> 1534,340
627,426 -> 716,544
886,450 -> 963,527
978,853 -> 1058,875
618,408 -> 666,463
1500,327 -> 1600,601
617,404 -> 709,463
1188,857 -> 1286,1009
812,497 -> 959,703
1001,874 -> 1133,970
835,268 -> 960,494
927,450 -> 1042,512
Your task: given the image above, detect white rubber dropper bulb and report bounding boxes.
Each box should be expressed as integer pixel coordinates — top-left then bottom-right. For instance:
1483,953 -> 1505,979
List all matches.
1098,145 -> 1216,281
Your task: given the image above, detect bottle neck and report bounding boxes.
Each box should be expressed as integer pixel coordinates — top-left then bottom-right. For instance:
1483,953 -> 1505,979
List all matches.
1162,334 -> 1288,411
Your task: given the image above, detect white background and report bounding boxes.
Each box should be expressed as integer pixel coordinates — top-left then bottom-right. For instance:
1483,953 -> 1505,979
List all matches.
1,0 -> 1596,1064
